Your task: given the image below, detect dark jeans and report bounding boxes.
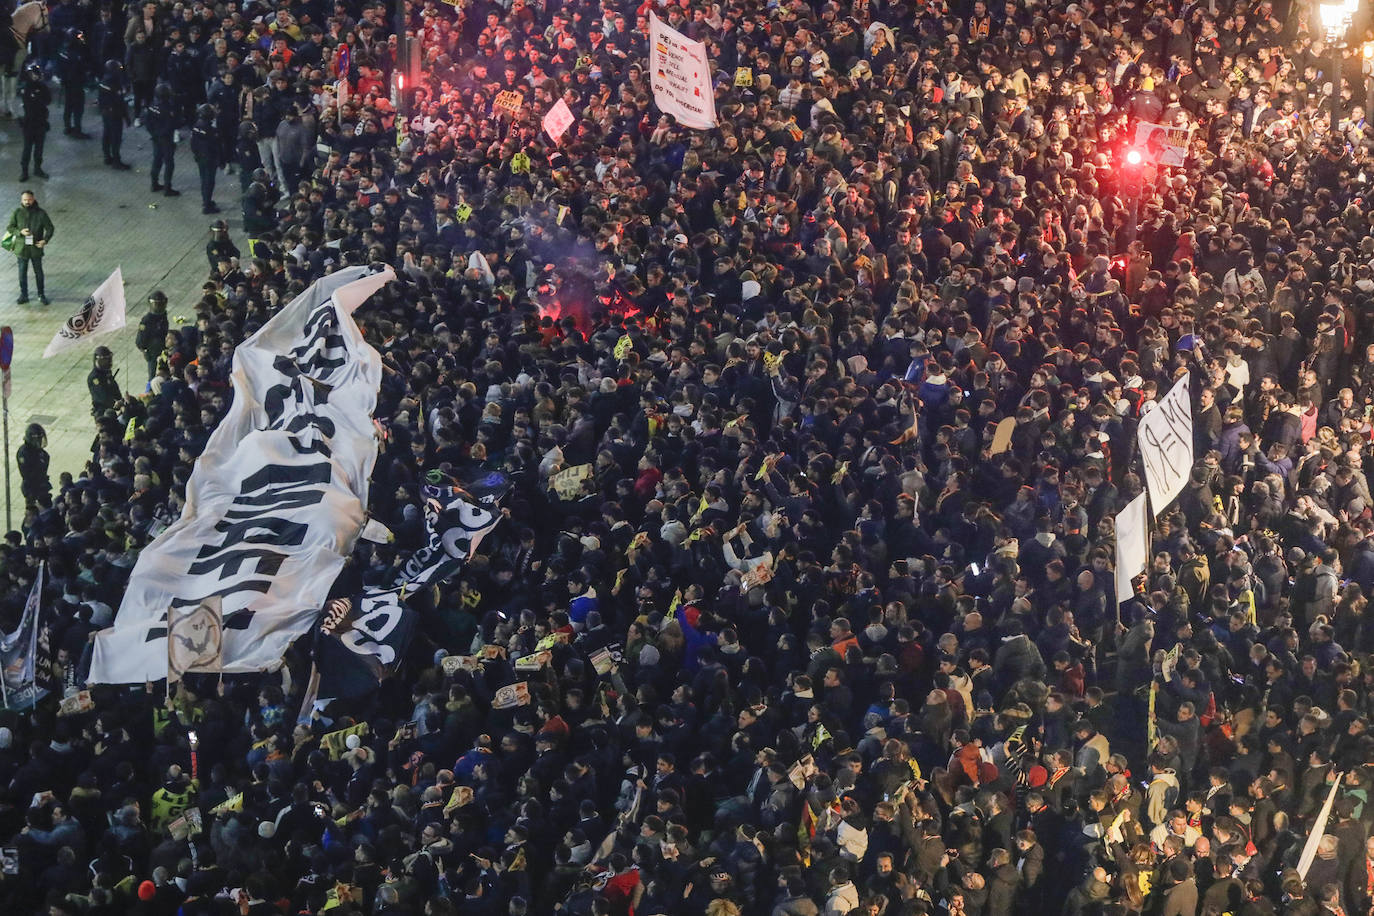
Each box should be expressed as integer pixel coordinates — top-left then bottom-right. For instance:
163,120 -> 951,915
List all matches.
20,126 -> 44,174
101,115 -> 123,162
62,84 -> 83,131
131,79 -> 153,117
150,135 -> 174,187
197,157 -> 216,206
16,255 -> 44,298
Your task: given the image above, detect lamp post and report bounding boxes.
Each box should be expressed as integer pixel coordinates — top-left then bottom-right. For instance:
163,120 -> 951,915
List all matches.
1319,0 -> 1360,135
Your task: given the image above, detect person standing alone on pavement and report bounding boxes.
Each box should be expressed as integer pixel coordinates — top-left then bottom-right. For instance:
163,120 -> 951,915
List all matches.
146,82 -> 179,196
57,28 -> 90,138
17,63 -> 50,182
6,190 -> 54,304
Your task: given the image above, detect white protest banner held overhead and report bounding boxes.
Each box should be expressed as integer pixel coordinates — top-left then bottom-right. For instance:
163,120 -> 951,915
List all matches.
1297,775 -> 1342,878
1137,372 -> 1194,517
649,13 -> 716,130
543,98 -> 575,143
1114,493 -> 1149,605
1133,121 -> 1193,167
89,266 -> 395,684
43,267 -> 126,358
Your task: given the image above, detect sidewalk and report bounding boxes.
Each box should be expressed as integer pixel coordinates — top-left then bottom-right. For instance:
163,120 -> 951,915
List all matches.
0,109 -> 242,530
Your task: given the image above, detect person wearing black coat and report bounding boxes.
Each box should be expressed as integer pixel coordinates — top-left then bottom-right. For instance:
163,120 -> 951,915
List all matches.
17,63 -> 51,181
190,105 -> 220,214
145,83 -> 179,196
56,29 -> 89,138
97,59 -> 132,169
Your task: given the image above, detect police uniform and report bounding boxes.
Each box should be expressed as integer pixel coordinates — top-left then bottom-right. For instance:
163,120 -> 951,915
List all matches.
136,294 -> 169,380
87,348 -> 121,418
190,109 -> 219,214
57,30 -> 89,137
206,220 -> 239,270
145,86 -> 178,195
97,62 -> 132,168
17,67 -> 51,181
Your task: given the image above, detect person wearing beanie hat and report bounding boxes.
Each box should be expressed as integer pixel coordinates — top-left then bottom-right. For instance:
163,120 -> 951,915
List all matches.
137,880 -> 157,901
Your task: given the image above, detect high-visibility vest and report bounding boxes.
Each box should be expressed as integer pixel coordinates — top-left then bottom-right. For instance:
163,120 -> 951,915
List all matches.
150,786 -> 193,830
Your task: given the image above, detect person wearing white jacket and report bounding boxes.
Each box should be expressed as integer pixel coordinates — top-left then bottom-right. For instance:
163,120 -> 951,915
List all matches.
824,865 -> 860,916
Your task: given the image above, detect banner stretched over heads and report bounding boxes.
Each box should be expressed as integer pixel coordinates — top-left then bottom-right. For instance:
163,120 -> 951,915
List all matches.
1,564 -> 44,710
43,267 -> 126,358
649,13 -> 716,130
88,266 -> 395,684
1114,492 -> 1150,605
1137,372 -> 1194,517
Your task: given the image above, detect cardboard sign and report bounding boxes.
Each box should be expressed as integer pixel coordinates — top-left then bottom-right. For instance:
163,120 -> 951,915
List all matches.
210,792 -> 244,815
494,90 -> 525,117
988,416 -> 1016,455
441,655 -> 481,675
168,807 -> 203,841
590,648 -> 614,675
514,650 -> 551,671
742,561 -> 774,591
550,464 -> 592,499
543,99 -> 575,143
492,682 -> 531,709
455,203 -> 473,223
734,67 -> 753,87
57,690 -> 94,717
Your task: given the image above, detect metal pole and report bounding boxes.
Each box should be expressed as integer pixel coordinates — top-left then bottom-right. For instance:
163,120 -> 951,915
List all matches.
4,392 -> 11,532
1335,39 -> 1344,137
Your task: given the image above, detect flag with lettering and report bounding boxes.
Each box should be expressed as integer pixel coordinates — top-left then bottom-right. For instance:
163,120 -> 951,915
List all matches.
89,266 -> 395,684
314,589 -> 418,701
1,564 -> 44,710
1136,372 -> 1194,517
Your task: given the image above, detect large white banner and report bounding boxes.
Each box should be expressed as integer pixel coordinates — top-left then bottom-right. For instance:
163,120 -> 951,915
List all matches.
43,267 -> 127,358
1297,775 -> 1341,878
1137,372 -> 1194,517
649,13 -> 716,130
1114,493 -> 1149,605
89,266 -> 395,684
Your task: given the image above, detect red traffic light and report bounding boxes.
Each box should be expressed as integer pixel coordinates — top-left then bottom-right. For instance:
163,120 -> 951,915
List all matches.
1125,149 -> 1143,166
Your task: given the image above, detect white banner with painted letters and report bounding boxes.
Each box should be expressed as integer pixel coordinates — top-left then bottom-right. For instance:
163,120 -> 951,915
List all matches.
649,13 -> 716,130
89,266 -> 395,684
1114,492 -> 1150,605
1137,372 -> 1194,517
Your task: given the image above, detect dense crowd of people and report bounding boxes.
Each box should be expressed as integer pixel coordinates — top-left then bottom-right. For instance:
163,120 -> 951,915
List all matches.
7,0 -> 1374,913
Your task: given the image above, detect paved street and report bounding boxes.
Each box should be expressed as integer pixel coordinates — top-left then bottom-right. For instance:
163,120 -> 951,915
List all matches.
0,106 -> 242,529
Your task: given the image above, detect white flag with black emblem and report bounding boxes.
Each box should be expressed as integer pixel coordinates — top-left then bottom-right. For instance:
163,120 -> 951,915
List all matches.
43,267 -> 127,358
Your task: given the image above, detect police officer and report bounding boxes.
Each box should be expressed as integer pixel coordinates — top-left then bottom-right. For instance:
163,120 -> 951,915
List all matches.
17,63 -> 50,182
136,290 -> 169,380
88,345 -> 121,418
242,167 -> 275,234
206,218 -> 238,271
16,423 -> 50,510
57,28 -> 90,138
145,82 -> 178,196
191,104 -> 219,214
97,60 -> 132,169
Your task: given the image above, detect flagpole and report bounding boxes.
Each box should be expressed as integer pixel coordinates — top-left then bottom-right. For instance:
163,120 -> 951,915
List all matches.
1297,773 -> 1342,878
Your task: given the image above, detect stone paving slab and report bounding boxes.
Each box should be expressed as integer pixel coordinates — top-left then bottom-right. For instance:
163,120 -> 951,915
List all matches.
0,107 -> 243,529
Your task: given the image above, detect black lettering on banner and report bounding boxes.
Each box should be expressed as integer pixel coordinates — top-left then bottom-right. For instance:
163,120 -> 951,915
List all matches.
188,548 -> 289,578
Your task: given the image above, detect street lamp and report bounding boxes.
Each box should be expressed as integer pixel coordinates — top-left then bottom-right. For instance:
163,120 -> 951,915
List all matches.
1320,0 -> 1359,133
